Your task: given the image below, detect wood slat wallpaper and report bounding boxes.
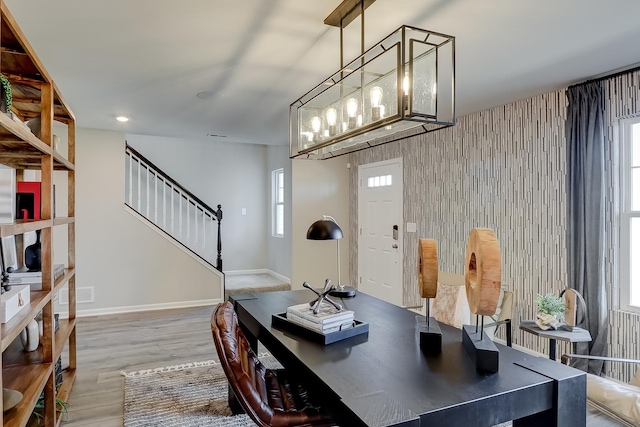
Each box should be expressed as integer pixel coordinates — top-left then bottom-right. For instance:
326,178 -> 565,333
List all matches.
348,70 -> 640,382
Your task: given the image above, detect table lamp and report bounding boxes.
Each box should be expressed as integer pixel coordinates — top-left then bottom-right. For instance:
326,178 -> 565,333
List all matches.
306,215 -> 356,298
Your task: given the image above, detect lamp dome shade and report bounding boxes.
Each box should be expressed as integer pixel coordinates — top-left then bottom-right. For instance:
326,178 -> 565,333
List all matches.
306,219 -> 343,240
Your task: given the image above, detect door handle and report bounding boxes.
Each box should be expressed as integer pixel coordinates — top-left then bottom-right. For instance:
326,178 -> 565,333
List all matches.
392,244 -> 398,249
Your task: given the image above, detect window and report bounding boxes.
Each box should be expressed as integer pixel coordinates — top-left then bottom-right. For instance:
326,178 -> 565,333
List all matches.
367,174 -> 392,188
272,168 -> 284,238
621,117 -> 640,312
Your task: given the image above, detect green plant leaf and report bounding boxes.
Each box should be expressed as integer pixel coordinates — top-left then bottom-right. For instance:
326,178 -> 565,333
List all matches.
536,293 -> 566,319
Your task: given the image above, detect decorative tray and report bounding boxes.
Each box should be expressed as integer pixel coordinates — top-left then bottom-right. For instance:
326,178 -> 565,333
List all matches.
272,312 -> 369,345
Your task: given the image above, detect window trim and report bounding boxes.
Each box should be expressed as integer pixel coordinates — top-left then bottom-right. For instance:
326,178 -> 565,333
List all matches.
272,168 -> 284,238
620,116 -> 640,313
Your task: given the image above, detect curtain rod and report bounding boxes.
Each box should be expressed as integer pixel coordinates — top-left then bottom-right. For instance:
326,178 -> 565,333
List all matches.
569,63 -> 640,89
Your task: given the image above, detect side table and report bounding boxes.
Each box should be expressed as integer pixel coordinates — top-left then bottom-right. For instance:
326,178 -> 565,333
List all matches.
520,320 -> 592,360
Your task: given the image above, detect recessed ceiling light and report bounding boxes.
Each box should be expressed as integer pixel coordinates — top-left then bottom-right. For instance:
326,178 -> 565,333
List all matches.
116,116 -> 129,122
197,91 -> 215,100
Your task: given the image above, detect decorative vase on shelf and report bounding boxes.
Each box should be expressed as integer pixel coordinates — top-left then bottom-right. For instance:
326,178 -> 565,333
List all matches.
20,318 -> 39,352
25,229 -> 41,272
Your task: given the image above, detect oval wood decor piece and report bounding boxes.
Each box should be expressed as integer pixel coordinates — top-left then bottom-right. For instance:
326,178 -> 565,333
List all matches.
418,239 -> 438,298
464,228 -> 501,316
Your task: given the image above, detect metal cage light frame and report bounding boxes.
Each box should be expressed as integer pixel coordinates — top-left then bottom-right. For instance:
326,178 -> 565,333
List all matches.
289,21 -> 455,160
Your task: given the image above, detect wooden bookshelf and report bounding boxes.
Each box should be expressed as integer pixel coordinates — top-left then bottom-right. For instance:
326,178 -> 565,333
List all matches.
0,3 -> 77,426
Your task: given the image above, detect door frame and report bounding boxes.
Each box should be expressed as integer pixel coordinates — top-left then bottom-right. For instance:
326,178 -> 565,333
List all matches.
357,157 -> 404,306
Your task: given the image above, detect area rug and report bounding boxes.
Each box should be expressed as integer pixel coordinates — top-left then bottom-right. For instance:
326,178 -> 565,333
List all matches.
123,353 -> 278,427
124,356 -> 512,427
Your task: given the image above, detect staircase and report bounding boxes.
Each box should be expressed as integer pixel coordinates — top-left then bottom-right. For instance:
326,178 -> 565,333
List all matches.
124,144 -> 223,271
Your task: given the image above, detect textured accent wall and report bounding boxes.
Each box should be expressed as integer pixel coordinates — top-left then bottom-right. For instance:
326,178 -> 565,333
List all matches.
349,70 -> 640,381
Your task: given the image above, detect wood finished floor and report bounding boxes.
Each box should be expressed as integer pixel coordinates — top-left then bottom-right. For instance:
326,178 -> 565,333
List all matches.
64,306 -> 218,427
64,305 -> 625,427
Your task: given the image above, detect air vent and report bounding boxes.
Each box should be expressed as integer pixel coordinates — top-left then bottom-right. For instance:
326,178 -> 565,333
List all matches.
58,287 -> 95,305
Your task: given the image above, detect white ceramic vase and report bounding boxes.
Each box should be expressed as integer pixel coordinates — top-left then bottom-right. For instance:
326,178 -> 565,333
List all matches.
20,319 -> 39,352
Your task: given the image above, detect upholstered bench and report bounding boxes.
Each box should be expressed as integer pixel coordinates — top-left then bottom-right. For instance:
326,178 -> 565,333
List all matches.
211,301 -> 334,427
562,354 -> 640,426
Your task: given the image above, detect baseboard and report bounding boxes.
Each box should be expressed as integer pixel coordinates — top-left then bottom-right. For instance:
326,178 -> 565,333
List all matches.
225,269 -> 291,284
225,269 -> 269,276
266,270 -> 291,284
57,298 -> 222,318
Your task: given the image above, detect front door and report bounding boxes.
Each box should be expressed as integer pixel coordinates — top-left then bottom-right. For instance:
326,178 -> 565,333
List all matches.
358,158 -> 403,306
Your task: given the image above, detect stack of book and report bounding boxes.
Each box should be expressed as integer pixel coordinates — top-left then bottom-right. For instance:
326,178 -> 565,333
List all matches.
286,302 -> 355,334
8,264 -> 65,290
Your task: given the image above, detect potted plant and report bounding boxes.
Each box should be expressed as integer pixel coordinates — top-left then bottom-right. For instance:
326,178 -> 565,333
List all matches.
535,293 -> 565,330
0,74 -> 12,113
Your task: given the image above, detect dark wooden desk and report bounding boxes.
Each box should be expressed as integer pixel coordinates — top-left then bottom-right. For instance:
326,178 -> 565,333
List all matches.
230,290 -> 586,427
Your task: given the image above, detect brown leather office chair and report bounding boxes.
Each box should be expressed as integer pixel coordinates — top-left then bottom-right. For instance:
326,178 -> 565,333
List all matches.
211,301 -> 334,427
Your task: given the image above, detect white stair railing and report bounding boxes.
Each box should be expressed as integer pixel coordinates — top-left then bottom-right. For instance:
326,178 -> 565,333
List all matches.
124,145 -> 223,271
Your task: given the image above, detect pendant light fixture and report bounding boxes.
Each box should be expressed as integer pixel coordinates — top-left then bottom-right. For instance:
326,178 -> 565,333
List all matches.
289,0 -> 456,159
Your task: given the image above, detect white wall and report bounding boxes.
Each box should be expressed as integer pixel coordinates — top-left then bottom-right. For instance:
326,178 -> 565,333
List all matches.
67,128 -> 221,314
291,157 -> 350,290
126,134 -> 267,272
267,145 -> 292,280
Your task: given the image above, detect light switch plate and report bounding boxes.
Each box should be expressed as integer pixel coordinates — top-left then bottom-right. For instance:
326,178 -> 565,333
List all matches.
406,222 -> 417,233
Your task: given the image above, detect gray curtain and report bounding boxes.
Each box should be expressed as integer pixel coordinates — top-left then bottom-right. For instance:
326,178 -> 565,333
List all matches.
566,81 -> 608,376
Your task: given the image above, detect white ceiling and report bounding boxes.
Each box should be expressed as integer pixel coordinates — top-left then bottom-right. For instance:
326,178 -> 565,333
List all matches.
6,0 -> 640,146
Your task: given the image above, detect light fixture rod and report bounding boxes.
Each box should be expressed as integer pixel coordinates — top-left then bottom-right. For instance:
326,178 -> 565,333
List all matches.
324,0 -> 376,27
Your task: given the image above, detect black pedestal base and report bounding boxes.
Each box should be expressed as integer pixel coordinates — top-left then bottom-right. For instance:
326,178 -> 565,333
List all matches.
329,286 -> 357,298
462,324 -> 499,373
416,316 -> 442,355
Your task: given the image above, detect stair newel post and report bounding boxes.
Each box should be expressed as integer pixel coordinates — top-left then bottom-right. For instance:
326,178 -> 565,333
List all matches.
216,204 -> 223,271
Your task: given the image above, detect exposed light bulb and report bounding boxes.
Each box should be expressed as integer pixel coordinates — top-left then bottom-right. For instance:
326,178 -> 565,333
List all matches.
342,122 -> 348,132
357,115 -> 363,127
370,86 -> 383,121
326,108 -> 337,126
403,73 -> 410,96
311,116 -> 322,133
403,72 -> 410,114
370,87 -> 383,108
311,116 -> 322,143
346,98 -> 358,118
347,98 -> 358,129
379,105 -> 385,118
116,116 -> 129,122
326,108 -> 338,136
323,129 -> 329,137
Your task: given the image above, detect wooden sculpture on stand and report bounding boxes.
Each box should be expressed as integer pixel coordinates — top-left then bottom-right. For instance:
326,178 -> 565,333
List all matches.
462,228 -> 502,372
416,239 -> 442,354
